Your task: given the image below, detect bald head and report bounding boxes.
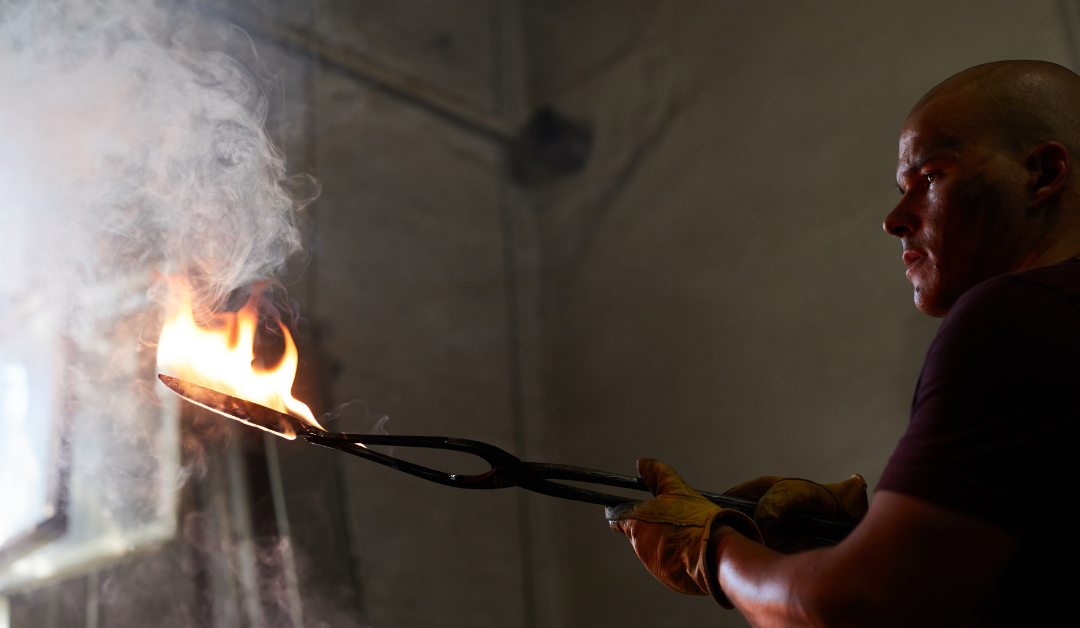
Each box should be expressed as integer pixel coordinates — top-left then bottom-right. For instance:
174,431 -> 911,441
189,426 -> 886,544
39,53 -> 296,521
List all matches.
911,60 -> 1080,156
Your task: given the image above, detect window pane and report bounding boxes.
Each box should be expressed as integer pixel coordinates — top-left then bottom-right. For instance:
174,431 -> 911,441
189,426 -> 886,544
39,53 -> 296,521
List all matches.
0,307 -> 63,556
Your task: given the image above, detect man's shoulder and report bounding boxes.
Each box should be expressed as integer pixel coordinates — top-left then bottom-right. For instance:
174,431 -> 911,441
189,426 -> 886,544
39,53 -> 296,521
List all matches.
949,259 -> 1080,326
927,260 -> 1080,369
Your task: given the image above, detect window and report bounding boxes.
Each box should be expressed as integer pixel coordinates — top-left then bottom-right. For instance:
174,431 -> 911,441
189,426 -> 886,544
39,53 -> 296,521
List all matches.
0,279 -> 180,591
0,323 -> 65,563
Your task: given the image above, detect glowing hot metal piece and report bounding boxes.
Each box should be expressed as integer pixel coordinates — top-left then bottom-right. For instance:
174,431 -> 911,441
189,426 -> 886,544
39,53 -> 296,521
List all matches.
158,374 -> 314,440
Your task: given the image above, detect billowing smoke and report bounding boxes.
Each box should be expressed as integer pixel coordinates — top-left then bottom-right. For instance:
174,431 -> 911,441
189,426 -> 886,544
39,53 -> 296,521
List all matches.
0,0 -> 313,328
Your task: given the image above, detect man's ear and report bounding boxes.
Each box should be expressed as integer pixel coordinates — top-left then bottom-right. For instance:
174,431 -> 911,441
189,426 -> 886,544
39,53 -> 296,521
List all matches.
1027,141 -> 1071,209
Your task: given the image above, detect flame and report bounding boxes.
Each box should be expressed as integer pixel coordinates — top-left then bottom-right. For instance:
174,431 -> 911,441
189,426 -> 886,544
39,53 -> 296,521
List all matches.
156,280 -> 323,430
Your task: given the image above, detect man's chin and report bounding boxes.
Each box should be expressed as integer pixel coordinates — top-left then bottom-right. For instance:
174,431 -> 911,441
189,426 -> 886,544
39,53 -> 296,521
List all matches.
913,285 -> 949,318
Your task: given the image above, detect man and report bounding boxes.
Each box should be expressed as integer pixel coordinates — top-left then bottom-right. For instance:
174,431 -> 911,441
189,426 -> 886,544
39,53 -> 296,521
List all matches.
608,60 -> 1080,627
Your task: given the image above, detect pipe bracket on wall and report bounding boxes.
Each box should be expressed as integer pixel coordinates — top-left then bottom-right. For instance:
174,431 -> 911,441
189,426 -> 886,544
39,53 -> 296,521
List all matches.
511,108 -> 594,186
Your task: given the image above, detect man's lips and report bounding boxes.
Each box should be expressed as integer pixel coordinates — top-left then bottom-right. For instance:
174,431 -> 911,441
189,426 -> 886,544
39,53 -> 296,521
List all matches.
902,250 -> 924,267
903,250 -> 930,282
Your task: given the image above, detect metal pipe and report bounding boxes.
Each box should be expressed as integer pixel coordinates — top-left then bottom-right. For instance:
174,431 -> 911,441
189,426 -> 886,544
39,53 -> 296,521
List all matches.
202,6 -> 517,142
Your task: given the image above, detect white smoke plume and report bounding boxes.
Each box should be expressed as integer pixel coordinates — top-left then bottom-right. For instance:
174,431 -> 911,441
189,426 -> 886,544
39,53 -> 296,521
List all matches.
0,0 -> 313,328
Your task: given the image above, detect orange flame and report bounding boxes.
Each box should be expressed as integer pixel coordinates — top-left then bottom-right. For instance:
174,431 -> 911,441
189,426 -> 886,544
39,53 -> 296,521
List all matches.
156,280 -> 323,430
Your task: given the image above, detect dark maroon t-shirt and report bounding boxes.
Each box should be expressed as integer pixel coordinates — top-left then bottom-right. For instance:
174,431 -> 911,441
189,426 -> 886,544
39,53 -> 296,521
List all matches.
878,259 -> 1080,625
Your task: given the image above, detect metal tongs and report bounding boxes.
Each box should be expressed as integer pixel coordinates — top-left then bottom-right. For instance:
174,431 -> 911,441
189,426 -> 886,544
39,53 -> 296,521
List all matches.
159,374 -> 857,544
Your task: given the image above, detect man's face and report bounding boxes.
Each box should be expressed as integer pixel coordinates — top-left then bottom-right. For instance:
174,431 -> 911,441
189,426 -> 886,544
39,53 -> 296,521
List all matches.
884,91 -> 1029,317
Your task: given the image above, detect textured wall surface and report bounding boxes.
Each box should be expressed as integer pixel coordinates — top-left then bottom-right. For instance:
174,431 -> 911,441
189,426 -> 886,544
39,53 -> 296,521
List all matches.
521,1 -> 1074,626
311,72 -> 525,628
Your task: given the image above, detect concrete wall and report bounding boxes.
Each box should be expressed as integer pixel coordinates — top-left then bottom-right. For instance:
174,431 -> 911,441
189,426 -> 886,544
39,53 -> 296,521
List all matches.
309,64 -> 525,628
521,1 -> 1075,626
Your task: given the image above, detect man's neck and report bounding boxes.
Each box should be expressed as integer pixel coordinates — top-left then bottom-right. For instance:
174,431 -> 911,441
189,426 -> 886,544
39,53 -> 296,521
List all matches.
1017,205 -> 1080,270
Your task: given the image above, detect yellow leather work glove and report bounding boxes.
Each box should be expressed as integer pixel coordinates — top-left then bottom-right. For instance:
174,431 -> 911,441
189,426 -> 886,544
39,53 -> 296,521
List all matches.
723,474 -> 868,552
606,459 -> 763,608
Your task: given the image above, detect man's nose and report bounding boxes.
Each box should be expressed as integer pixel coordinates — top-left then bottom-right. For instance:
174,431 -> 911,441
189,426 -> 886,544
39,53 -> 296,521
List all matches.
883,200 -> 919,238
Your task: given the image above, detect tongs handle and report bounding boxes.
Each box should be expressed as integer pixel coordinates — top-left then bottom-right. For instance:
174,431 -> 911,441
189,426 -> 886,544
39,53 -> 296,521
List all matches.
510,463 -> 857,543
306,433 -> 857,544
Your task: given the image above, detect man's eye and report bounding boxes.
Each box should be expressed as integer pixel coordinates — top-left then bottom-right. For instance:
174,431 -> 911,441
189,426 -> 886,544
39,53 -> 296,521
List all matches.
923,171 -> 938,184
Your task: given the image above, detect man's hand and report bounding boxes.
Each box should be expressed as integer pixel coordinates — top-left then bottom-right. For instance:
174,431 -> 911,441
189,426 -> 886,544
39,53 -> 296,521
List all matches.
605,458 -> 762,607
724,474 -> 868,552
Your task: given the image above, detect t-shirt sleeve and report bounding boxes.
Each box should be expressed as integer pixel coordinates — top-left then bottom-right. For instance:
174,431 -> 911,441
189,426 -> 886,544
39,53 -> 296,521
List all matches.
877,276 -> 1078,531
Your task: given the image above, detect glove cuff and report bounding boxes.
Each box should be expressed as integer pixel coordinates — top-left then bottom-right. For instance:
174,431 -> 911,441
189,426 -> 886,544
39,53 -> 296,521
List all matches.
700,509 -> 762,609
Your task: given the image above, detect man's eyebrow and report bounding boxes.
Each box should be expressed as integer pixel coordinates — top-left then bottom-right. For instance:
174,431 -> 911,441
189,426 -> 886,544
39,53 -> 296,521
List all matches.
902,152 -> 956,177
901,157 -> 930,177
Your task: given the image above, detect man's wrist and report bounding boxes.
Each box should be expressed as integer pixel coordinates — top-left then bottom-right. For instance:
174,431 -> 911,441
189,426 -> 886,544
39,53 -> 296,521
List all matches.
705,521 -> 738,609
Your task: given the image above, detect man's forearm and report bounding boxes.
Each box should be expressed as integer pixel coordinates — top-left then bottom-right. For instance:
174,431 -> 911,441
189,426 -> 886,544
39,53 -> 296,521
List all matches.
712,492 -> 1016,628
